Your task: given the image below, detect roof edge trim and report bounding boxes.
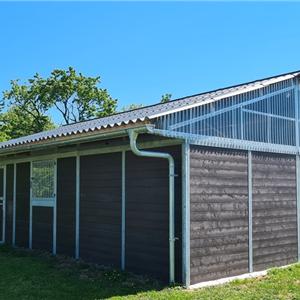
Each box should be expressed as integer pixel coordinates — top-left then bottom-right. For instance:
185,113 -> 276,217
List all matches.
0,123 -> 150,157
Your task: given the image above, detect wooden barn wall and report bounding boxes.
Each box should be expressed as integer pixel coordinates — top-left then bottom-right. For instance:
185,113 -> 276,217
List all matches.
189,146 -> 249,285
80,152 -> 122,267
57,157 -> 76,257
32,207 -> 53,251
2,140 -> 182,283
1,135 -> 300,284
0,168 -> 3,196
15,162 -> 30,248
125,146 -> 182,282
252,153 -> 298,271
0,168 -> 3,241
5,164 -> 13,244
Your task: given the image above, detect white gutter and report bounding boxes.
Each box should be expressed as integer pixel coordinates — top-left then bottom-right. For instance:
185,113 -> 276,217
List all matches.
128,128 -> 176,284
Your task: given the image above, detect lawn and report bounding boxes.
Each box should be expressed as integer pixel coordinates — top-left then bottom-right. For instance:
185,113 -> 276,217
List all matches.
0,246 -> 300,300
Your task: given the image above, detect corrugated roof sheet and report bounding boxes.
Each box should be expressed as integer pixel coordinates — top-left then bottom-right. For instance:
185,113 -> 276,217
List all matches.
1,71 -> 299,150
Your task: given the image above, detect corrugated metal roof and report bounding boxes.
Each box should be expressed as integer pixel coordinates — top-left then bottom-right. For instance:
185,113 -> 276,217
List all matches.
1,70 -> 299,150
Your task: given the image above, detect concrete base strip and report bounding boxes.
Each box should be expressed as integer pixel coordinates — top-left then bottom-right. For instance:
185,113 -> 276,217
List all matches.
188,263 -> 297,290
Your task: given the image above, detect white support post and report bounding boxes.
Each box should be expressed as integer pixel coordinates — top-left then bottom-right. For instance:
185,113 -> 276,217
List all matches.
75,155 -> 80,259
248,151 -> 253,272
182,141 -> 190,287
29,162 -> 32,249
53,159 -> 57,255
12,163 -> 16,246
296,155 -> 300,261
121,151 -> 126,270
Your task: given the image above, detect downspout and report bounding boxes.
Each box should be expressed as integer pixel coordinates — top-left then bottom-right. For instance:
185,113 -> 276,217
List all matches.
128,129 -> 176,285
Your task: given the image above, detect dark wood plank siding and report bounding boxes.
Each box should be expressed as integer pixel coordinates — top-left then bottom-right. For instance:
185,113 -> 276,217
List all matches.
32,207 -> 53,251
0,168 -> 3,196
190,146 -> 249,285
5,164 -> 14,244
15,162 -> 30,248
0,206 -> 2,241
57,157 -> 76,257
0,168 -> 3,241
252,153 -> 297,271
80,152 -> 122,267
125,146 -> 182,282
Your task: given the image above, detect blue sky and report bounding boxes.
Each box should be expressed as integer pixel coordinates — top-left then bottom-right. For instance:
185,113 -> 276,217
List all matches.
0,2 -> 300,123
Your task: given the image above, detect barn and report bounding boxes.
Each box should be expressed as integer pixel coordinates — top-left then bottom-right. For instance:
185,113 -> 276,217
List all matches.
0,70 -> 299,288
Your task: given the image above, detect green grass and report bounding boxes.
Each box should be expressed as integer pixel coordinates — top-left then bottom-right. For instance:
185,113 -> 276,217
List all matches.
0,246 -> 300,300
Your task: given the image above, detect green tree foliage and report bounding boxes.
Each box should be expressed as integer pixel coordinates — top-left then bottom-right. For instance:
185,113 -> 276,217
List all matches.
1,67 -> 117,141
121,94 -> 172,113
0,106 -> 54,141
121,103 -> 144,112
3,67 -> 117,125
42,68 -> 117,124
3,75 -> 53,132
160,93 -> 172,103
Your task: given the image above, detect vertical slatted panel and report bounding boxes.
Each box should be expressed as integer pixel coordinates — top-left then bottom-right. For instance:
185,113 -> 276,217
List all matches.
80,152 -> 122,267
156,78 -> 297,152
0,168 -> 3,241
125,146 -> 182,282
32,160 -> 55,199
32,207 -> 53,251
125,151 -> 168,280
252,153 -> 298,271
189,146 -> 249,284
15,162 -> 30,248
0,168 -> 3,197
5,164 -> 13,244
57,157 -> 76,257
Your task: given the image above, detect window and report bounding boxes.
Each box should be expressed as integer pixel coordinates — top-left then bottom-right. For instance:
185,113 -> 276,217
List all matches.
32,160 -> 55,201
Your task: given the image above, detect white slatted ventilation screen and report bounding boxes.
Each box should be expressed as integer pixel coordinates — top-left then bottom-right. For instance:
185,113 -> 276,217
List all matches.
155,78 -> 299,153
32,160 -> 55,201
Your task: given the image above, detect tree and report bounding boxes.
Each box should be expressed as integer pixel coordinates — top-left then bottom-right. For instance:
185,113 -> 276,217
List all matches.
160,93 -> 172,103
3,75 -> 52,132
121,103 -> 144,112
0,128 -> 9,142
121,93 -> 172,113
3,67 -> 117,126
43,68 -> 117,124
0,106 -> 54,141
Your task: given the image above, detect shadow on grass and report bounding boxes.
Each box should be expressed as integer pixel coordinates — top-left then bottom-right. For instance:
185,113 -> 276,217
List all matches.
0,245 -> 170,299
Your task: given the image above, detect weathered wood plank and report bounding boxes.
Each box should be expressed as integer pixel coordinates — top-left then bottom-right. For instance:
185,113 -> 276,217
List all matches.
80,152 -> 122,268
57,157 -> 76,257
190,146 -> 248,285
32,207 -> 53,251
15,162 -> 30,248
125,146 -> 182,282
252,153 -> 297,272
5,165 -> 13,244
